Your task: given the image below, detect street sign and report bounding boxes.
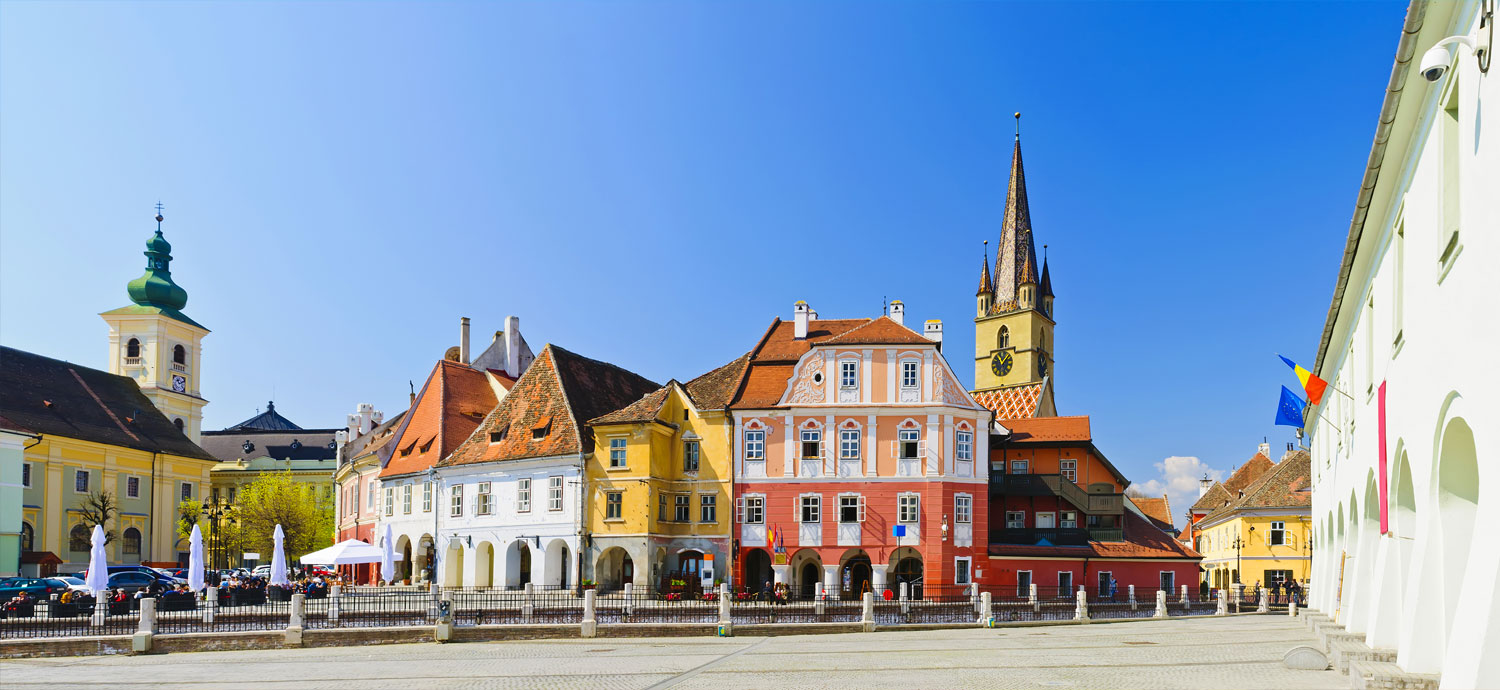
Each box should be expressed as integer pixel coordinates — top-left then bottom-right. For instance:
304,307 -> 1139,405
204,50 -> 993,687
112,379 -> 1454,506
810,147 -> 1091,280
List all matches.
892,525 -> 907,537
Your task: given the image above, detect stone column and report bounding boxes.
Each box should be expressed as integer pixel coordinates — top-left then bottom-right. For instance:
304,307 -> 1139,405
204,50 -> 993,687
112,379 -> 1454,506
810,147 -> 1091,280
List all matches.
1258,588 -> 1269,613
772,564 -> 788,585
1216,588 -> 1229,616
623,582 -> 633,616
871,564 -> 888,592
580,589 -> 597,638
1288,600 -> 1298,618
823,565 -> 839,598
522,582 -> 535,622
132,598 -> 155,654
718,583 -> 732,630
979,592 -> 992,625
861,592 -> 875,632
899,582 -> 910,615
1074,587 -> 1088,621
329,584 -> 341,623
1154,589 -> 1167,619
204,585 -> 217,624
814,583 -> 825,616
1128,585 -> 1136,609
1180,584 -> 1189,605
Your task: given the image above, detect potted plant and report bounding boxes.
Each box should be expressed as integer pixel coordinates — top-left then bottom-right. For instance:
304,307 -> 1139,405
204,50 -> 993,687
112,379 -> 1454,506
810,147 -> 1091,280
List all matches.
581,579 -> 596,590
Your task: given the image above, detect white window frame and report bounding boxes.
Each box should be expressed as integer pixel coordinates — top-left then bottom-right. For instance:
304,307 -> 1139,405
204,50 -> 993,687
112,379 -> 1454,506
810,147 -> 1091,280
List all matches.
839,359 -> 858,388
547,475 -> 563,512
897,493 -> 920,524
517,478 -> 531,512
1017,569 -> 1032,597
800,429 -> 822,459
476,482 -> 492,516
608,438 -> 627,469
423,481 -> 432,512
126,475 -> 140,499
954,494 -> 972,524
384,487 -> 394,517
1269,521 -> 1286,546
956,431 -> 973,463
838,493 -> 865,524
368,482 -> 376,509
1060,510 -> 1078,529
798,494 -> 822,524
897,429 -> 920,460
674,493 -> 691,522
1010,459 -> 1029,474
684,440 -> 700,473
742,494 -> 765,524
744,430 -> 765,461
839,429 -> 860,459
1060,458 -> 1077,483
450,484 -> 464,517
1058,570 -> 1074,594
954,557 -> 972,585
74,469 -> 90,494
402,484 -> 412,514
1006,510 -> 1025,529
900,360 -> 919,389
699,493 -> 716,523
1159,571 -> 1176,592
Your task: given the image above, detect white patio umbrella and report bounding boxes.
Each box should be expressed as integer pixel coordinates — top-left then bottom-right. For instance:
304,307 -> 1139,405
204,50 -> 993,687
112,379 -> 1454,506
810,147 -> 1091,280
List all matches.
85,524 -> 109,596
187,524 -> 206,592
298,539 -> 385,565
269,524 -> 290,587
381,524 -> 395,584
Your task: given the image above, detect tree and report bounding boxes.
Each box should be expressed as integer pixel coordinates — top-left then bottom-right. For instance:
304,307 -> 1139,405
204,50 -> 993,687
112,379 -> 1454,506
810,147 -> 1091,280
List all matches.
78,489 -> 119,544
176,498 -> 203,542
234,471 -> 334,562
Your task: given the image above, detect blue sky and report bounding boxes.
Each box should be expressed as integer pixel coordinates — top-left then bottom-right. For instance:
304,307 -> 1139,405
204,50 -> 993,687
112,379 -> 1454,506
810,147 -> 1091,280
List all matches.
1,1 -> 1405,525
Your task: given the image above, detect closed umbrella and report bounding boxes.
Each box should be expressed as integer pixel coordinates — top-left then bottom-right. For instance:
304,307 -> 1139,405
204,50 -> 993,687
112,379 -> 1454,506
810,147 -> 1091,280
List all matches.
381,524 -> 395,584
85,524 -> 109,596
188,524 -> 206,592
269,524 -> 290,588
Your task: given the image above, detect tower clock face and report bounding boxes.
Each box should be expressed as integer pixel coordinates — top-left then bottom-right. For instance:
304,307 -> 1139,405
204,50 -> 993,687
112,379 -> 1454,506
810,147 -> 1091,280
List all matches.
171,374 -> 187,393
991,351 -> 1014,377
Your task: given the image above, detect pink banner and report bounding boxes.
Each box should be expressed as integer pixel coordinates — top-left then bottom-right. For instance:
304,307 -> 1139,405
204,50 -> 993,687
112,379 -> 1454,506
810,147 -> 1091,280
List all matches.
1378,381 -> 1388,534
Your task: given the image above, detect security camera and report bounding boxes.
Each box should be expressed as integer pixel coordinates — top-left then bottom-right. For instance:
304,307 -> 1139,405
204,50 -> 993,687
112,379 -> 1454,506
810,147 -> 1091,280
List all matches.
1420,33 -> 1480,82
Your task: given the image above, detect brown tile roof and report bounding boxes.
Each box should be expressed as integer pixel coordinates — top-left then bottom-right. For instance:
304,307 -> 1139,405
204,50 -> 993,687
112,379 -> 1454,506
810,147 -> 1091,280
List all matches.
750,318 -> 867,363
1004,415 -> 1091,443
972,382 -> 1045,420
821,316 -> 931,346
443,345 -> 659,467
989,513 -> 1200,561
589,384 -> 673,426
378,360 -> 496,479
683,353 -> 751,411
0,346 -> 217,462
1191,451 -> 1275,512
1202,451 -> 1312,523
1130,495 -> 1176,534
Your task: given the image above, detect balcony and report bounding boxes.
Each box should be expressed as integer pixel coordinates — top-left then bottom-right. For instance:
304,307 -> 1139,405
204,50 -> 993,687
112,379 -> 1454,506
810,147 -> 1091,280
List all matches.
992,526 -> 1124,545
123,357 -> 143,367
1088,528 -> 1124,542
171,362 -> 188,373
991,473 -> 1125,517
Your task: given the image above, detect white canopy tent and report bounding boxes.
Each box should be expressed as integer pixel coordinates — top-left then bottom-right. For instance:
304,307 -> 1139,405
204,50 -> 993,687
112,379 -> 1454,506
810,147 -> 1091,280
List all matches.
298,539 -> 387,566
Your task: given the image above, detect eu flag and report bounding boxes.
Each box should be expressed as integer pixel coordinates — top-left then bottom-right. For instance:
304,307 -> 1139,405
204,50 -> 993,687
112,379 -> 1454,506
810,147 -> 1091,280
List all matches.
1275,386 -> 1307,427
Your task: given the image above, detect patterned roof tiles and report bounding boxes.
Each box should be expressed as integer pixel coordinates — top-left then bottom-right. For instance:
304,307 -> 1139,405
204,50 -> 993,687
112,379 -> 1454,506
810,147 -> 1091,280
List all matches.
971,382 -> 1045,420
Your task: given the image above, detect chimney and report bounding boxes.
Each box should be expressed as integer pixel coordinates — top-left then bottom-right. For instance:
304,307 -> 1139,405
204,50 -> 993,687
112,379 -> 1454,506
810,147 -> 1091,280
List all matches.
889,300 -> 904,326
923,319 -> 943,351
793,301 -> 809,339
1199,474 -> 1213,497
346,413 -> 360,439
459,317 -> 471,365
504,315 -> 522,377
357,403 -> 375,435
409,380 -> 416,406
1258,441 -> 1270,459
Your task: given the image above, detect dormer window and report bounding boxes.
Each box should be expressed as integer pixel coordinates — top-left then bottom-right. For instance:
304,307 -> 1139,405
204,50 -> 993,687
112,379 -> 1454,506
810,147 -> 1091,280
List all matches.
532,418 -> 552,440
242,441 -> 255,454
490,425 -> 509,443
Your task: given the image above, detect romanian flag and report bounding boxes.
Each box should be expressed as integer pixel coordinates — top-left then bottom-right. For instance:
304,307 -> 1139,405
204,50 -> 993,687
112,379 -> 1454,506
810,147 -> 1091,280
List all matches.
1279,355 -> 1328,405
767,524 -> 779,554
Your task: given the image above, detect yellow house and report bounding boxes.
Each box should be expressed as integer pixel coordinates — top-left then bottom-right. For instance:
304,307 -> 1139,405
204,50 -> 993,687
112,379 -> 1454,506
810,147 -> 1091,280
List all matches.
1195,450 -> 1313,591
585,354 -> 748,591
1,346 -> 218,571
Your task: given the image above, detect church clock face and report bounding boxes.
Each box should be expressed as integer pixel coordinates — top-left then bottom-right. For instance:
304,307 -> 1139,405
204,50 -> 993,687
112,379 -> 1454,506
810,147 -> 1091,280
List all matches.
991,351 -> 1014,377
171,374 -> 187,393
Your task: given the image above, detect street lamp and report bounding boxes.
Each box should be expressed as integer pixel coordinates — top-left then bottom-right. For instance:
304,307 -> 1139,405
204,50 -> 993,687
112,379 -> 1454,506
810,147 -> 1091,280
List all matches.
426,466 -> 441,585
200,499 -> 235,573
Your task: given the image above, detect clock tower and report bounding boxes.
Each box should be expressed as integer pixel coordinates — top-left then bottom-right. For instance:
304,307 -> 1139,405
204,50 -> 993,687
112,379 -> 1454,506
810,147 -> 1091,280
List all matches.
100,210 -> 210,442
972,117 -> 1056,418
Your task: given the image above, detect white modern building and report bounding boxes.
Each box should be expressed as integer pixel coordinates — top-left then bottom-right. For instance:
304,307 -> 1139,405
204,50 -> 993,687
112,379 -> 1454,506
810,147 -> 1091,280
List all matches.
1305,1 -> 1497,686
432,344 -> 659,589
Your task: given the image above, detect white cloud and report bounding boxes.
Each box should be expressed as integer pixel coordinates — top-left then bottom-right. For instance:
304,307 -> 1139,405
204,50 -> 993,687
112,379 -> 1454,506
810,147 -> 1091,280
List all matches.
1130,456 -> 1224,530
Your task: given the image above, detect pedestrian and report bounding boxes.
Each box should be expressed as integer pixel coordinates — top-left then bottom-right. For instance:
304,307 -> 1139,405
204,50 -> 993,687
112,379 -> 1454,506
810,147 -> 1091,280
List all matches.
1108,577 -> 1118,602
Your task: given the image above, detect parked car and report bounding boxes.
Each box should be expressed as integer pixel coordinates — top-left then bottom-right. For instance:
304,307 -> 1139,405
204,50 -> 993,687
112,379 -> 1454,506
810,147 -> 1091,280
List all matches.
304,565 -> 335,577
0,578 -> 71,601
105,571 -> 178,596
82,565 -> 158,581
50,576 -> 91,594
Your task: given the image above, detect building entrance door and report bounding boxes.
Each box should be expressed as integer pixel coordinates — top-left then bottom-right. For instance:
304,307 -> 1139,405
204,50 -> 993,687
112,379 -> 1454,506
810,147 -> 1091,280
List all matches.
1036,512 -> 1055,529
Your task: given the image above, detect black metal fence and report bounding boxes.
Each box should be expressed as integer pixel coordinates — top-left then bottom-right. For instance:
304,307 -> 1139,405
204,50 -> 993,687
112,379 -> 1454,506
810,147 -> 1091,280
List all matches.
0,597 -> 138,639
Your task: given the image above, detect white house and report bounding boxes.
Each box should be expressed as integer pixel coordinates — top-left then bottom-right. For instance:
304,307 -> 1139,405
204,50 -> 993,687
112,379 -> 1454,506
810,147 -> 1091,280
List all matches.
434,344 -> 659,589
1304,1 -> 1497,686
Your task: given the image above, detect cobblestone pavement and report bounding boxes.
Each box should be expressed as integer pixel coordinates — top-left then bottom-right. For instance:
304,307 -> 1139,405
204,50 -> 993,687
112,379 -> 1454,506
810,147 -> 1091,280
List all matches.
0,616 -> 1347,689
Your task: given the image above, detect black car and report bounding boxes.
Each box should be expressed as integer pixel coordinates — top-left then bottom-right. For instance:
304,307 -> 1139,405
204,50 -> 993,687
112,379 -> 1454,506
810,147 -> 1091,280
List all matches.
0,578 -> 70,600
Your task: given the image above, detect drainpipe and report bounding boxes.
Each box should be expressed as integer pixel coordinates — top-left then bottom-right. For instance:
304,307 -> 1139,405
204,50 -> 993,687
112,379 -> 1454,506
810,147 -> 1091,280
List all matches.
149,451 -> 159,563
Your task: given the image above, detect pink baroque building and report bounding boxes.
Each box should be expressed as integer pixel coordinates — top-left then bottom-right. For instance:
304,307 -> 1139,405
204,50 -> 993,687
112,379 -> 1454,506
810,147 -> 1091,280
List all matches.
729,301 -> 993,598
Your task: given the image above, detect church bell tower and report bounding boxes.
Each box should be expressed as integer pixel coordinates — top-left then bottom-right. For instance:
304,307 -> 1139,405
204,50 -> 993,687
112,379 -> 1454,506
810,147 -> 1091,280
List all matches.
972,115 -> 1056,417
100,208 -> 210,442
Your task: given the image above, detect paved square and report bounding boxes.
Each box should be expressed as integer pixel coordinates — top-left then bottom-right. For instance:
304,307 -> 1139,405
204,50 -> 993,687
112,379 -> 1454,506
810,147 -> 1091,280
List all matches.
0,616 -> 1347,689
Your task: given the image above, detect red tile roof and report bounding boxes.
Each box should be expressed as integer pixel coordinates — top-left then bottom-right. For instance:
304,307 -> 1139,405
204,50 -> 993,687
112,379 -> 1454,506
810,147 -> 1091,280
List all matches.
1191,451 -> 1275,512
443,345 -> 659,467
972,382 -> 1045,420
1004,415 -> 1091,442
683,353 -> 752,411
589,384 -> 673,426
379,360 -> 496,479
1130,495 -> 1176,534
733,316 -> 942,409
821,316 -> 931,346
1202,451 -> 1312,523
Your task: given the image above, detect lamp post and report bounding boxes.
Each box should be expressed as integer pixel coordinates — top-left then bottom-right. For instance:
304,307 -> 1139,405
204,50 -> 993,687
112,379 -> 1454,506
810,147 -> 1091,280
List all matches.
200,499 -> 234,572
426,466 -> 440,585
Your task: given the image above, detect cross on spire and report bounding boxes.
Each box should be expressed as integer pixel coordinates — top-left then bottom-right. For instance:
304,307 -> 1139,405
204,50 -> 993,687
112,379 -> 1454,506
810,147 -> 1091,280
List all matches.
154,201 -> 164,225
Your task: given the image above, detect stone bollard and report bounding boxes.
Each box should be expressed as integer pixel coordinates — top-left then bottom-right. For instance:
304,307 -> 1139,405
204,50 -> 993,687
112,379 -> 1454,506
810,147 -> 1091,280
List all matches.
1180,584 -> 1189,607
92,594 -> 107,628
1030,583 -> 1040,613
718,583 -> 732,636
428,582 -> 440,619
580,588 -> 597,638
1154,589 -> 1167,619
329,585 -> 341,623
979,592 -> 993,626
1288,600 -> 1298,618
1216,588 -> 1229,616
814,582 -> 825,616
861,592 -> 875,632
205,585 -> 217,624
286,593 -> 306,646
622,582 -> 632,617
522,583 -> 535,623
1074,586 -> 1089,621
1258,589 -> 1269,613
971,584 -> 981,617
133,598 -> 155,654
899,582 -> 910,616
1128,585 -> 1137,610
435,590 -> 454,642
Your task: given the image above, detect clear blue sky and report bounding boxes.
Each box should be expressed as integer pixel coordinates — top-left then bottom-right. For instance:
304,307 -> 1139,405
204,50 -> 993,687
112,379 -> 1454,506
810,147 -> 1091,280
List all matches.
1,1 -> 1405,524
